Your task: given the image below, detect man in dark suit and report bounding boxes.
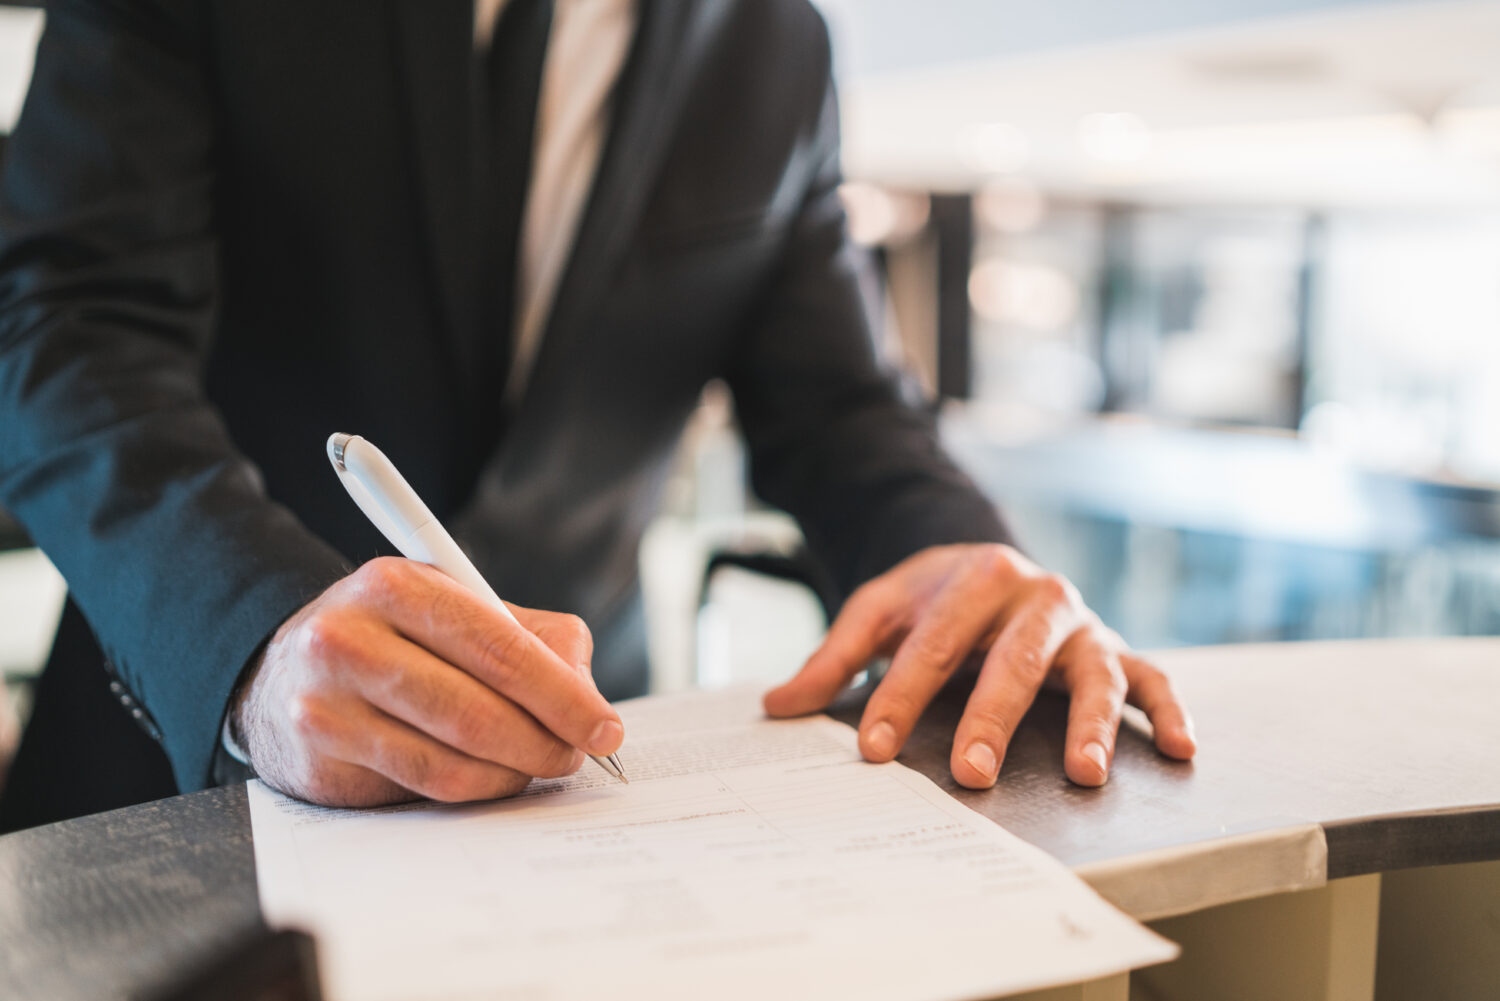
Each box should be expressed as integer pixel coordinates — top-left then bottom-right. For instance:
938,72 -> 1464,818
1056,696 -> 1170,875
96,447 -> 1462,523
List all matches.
0,0 -> 1193,830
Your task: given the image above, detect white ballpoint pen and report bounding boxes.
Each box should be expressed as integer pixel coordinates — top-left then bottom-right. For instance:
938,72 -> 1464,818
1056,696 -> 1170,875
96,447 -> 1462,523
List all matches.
326,432 -> 628,785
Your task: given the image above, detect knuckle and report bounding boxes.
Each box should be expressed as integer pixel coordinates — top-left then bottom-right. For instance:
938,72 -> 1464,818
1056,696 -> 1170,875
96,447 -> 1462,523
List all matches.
536,740 -> 583,779
1073,708 -> 1119,736
1100,672 -> 1128,702
559,613 -> 590,643
1007,644 -> 1048,683
476,627 -> 527,687
397,744 -> 437,796
556,613 -> 594,664
846,578 -> 887,617
1134,660 -> 1169,689
1031,573 -> 1072,606
285,694 -> 330,740
864,609 -> 899,648
868,689 -> 922,729
905,632 -> 960,674
300,614 -> 354,661
1077,656 -> 1127,696
359,556 -> 408,594
966,704 -> 1018,745
997,543 -> 1033,569
495,771 -> 533,799
372,658 -> 415,706
853,595 -> 905,648
978,545 -> 1016,583
426,768 -> 473,803
448,696 -> 494,750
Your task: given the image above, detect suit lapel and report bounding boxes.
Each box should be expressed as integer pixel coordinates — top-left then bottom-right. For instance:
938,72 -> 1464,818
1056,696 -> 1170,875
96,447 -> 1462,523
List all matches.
389,0 -> 485,414
515,0 -> 729,409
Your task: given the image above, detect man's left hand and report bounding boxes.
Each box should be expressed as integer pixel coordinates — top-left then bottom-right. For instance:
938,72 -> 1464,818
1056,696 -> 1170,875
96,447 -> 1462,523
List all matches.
764,544 -> 1196,788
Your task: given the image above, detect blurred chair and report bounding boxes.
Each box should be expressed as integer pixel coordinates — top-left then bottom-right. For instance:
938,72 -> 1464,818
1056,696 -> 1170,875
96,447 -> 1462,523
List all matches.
694,544 -> 834,689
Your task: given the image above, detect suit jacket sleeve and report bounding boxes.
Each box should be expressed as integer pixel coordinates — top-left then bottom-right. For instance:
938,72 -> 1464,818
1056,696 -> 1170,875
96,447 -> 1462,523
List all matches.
726,23 -> 1012,601
0,1 -> 348,790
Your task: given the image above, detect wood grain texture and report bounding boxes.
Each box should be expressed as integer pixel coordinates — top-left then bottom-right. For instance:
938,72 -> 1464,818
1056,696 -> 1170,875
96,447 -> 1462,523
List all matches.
2,638 -> 1497,999
840,638 -> 1500,875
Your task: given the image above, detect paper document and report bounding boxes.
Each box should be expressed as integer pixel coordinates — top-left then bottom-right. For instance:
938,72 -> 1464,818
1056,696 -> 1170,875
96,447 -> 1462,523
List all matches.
250,687 -> 1176,1001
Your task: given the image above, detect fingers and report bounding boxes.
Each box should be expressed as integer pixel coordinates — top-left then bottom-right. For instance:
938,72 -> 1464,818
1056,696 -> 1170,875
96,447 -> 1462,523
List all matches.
349,635 -> 584,779
243,560 -> 621,809
510,605 -> 594,677
295,697 -> 534,803
754,544 -> 1196,797
352,559 -> 623,758
1123,653 -> 1197,760
949,578 -> 1080,788
855,553 -> 1018,762
763,576 -> 901,718
1055,630 -> 1126,787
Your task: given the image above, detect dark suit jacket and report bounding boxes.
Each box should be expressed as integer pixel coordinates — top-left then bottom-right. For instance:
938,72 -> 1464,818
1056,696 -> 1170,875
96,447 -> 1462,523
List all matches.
0,0 -> 1007,828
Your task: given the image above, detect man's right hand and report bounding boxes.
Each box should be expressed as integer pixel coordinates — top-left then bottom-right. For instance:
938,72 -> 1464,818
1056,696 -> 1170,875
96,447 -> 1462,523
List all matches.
231,557 -> 625,808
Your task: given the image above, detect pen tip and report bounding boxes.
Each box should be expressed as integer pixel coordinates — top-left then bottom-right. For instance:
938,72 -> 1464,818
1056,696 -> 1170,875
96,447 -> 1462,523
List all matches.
591,753 -> 629,784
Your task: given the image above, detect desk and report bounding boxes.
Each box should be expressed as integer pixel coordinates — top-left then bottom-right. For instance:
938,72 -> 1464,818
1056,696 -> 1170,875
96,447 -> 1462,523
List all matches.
2,638 -> 1498,1000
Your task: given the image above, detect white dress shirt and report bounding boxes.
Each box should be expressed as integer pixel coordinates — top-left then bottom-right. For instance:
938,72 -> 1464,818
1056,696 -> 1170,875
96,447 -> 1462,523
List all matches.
476,0 -> 638,404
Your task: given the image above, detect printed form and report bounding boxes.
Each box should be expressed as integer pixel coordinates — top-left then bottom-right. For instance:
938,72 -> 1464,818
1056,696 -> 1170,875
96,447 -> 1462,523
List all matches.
250,687 -> 1176,1001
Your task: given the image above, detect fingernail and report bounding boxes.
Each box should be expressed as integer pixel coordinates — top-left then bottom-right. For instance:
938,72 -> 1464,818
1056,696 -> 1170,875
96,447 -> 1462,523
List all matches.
588,719 -> 624,755
865,720 -> 897,759
1176,724 -> 1198,756
1083,741 -> 1109,775
964,741 -> 998,781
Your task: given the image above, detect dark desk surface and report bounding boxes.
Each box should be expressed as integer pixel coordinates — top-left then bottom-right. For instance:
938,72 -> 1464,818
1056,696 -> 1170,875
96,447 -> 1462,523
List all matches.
3,638 -> 1498,1000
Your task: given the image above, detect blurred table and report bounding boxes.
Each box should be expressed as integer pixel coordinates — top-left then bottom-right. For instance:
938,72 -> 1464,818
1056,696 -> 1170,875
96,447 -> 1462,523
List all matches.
941,415 -> 1500,651
942,416 -> 1500,549
1,638 -> 1497,1001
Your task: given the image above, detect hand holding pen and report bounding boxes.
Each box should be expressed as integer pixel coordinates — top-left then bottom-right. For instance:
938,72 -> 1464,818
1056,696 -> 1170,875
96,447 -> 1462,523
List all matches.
224,435 -> 627,809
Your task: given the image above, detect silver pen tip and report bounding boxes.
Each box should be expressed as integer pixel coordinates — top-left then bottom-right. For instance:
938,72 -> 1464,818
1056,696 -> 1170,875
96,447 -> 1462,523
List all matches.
593,752 -> 628,784
328,432 -> 354,471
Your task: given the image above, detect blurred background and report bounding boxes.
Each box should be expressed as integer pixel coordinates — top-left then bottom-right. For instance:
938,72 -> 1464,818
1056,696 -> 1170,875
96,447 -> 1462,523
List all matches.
1,1 -> 1499,741
648,0 -> 1500,692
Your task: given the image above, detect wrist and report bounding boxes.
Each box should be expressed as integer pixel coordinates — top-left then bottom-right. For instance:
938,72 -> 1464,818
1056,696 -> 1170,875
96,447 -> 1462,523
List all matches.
223,642 -> 270,769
